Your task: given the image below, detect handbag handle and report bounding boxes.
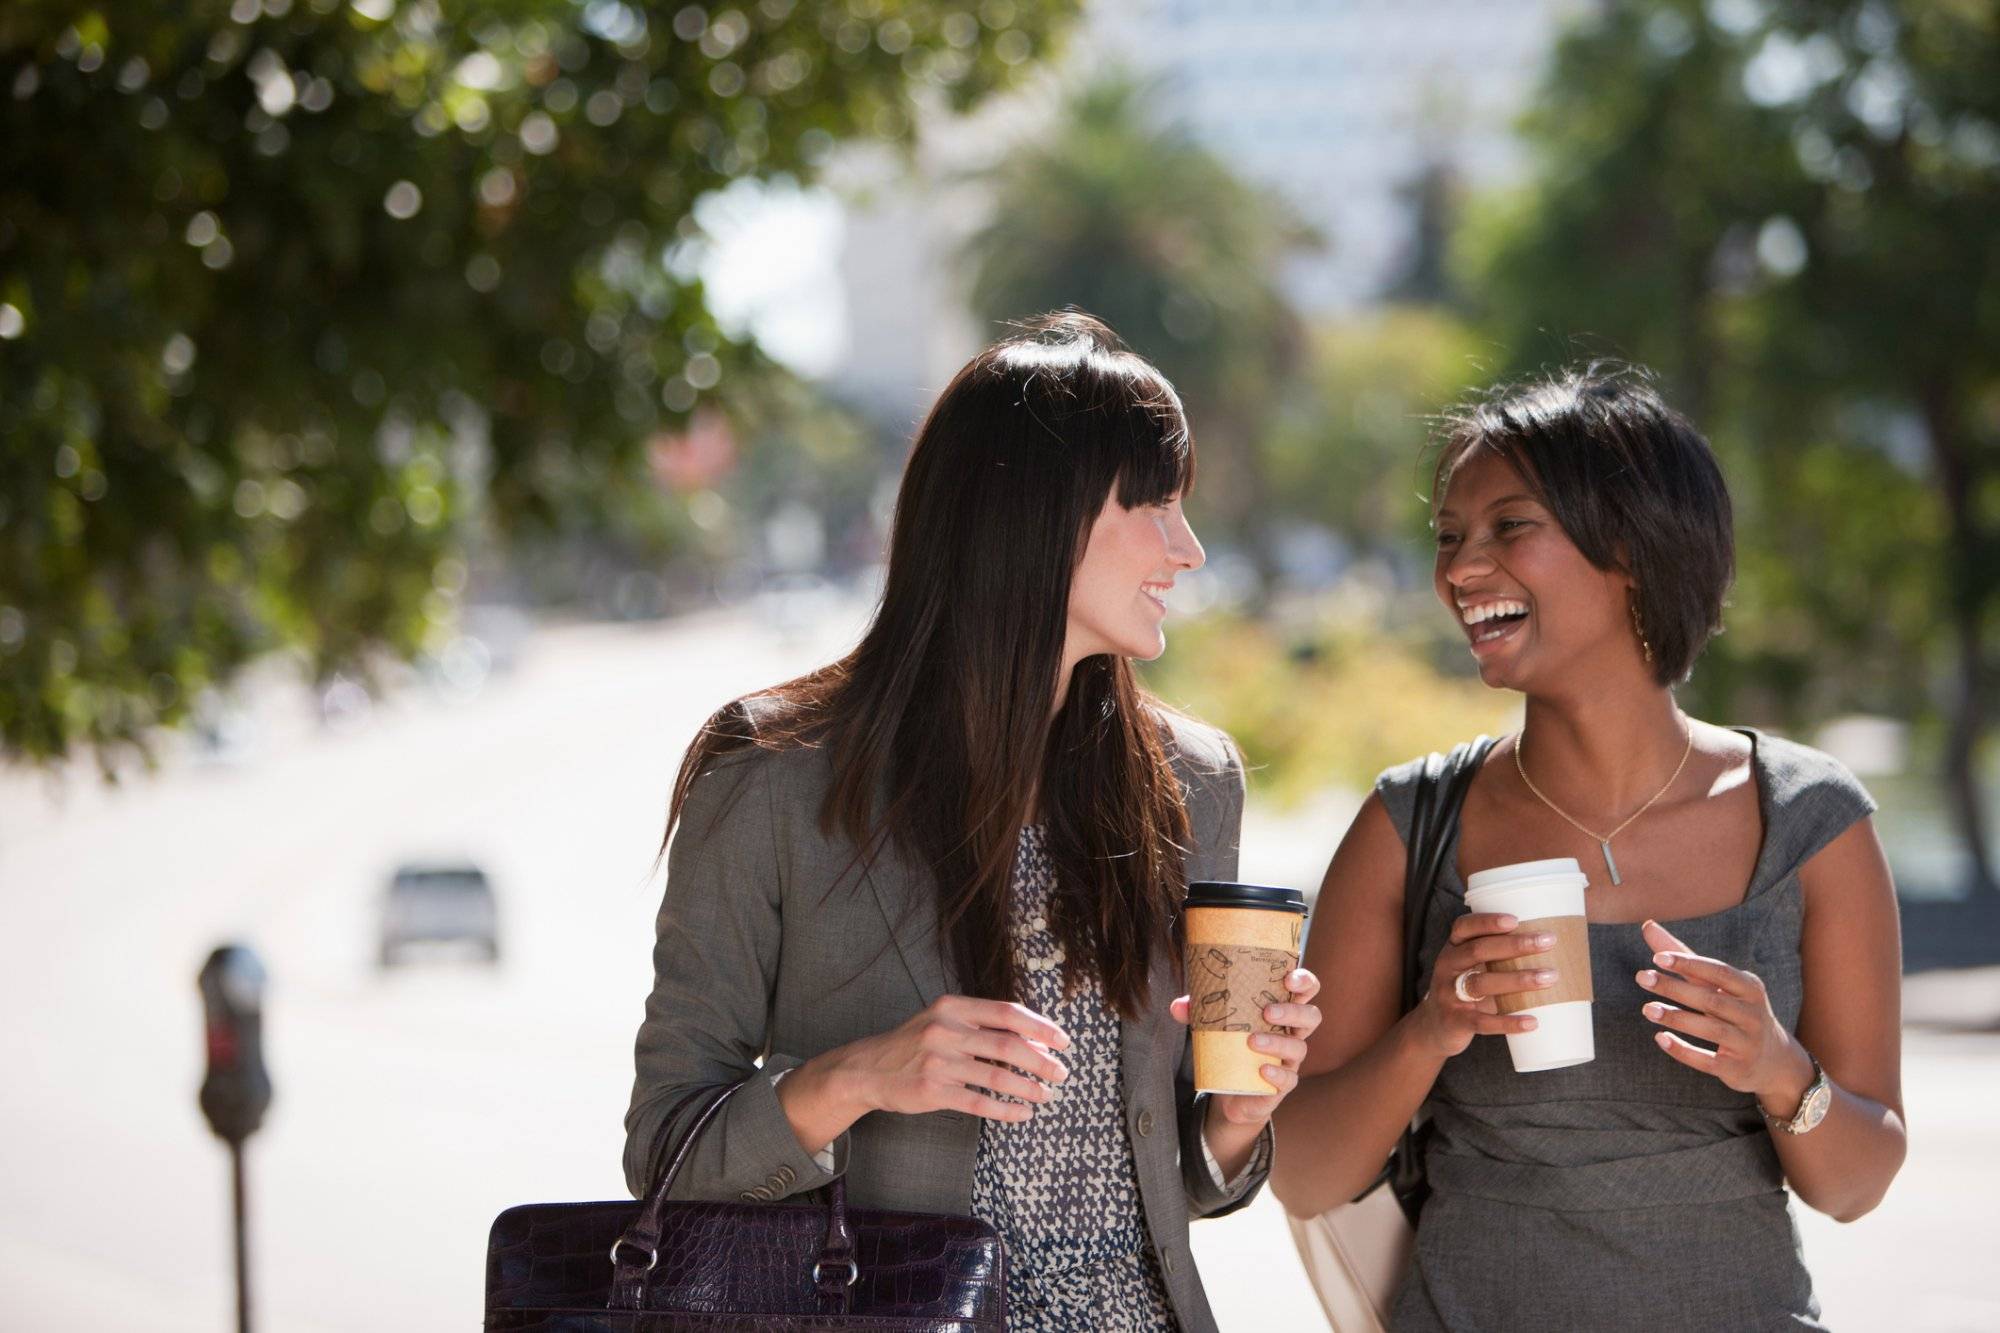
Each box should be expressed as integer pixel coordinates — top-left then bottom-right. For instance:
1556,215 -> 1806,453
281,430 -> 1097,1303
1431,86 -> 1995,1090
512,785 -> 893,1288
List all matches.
609,1079 -> 856,1313
1355,735 -> 1494,1210
1401,736 -> 1494,1013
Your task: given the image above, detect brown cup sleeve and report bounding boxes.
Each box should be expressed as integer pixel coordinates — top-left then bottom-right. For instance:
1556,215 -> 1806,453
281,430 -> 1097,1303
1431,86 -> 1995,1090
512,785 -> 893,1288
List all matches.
1486,914 -> 1594,1013
1184,943 -> 1299,1034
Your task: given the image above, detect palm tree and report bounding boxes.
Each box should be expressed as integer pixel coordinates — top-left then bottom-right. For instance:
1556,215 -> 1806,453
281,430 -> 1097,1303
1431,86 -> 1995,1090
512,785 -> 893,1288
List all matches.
961,76 -> 1316,599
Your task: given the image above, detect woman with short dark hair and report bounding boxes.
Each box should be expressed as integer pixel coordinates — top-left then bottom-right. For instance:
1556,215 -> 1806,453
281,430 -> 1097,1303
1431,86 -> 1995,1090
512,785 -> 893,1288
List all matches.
627,311 -> 1322,1332
1271,367 -> 1906,1330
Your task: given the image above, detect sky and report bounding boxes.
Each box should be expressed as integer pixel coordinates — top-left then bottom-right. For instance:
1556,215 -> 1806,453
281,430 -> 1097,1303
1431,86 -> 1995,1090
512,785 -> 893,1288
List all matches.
694,178 -> 849,380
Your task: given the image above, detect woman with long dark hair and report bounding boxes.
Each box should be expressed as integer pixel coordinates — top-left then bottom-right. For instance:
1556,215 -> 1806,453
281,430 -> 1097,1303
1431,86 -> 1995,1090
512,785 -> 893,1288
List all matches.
1271,367 -> 1905,1330
625,312 -> 1322,1332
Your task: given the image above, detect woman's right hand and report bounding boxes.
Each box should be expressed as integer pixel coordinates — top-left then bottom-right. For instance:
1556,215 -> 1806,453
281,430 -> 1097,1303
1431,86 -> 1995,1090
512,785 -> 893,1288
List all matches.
815,994 -> 1073,1124
1414,912 -> 1561,1057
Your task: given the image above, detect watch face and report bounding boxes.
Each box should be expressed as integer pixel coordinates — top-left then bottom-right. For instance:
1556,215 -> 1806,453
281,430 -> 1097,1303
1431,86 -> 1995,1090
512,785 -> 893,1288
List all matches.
1799,1081 -> 1832,1132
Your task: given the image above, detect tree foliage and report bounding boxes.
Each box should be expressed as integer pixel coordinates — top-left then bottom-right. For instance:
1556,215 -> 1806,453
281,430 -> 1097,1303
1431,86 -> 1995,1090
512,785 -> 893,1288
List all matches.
1263,308 -> 1487,566
0,0 -> 1079,766
960,75 -> 1315,589
1456,0 -> 2000,888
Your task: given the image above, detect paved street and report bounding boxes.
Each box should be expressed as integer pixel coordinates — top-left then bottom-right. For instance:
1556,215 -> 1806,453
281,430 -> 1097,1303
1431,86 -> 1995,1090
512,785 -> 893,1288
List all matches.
2,603 -> 1993,1331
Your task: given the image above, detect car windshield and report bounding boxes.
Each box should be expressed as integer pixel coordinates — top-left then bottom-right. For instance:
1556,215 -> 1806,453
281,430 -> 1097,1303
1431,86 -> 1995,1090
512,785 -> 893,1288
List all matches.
396,872 -> 487,894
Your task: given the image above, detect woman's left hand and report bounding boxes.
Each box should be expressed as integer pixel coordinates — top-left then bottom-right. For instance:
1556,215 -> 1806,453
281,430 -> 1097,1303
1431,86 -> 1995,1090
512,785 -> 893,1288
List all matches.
1170,967 -> 1323,1124
1636,920 -> 1812,1109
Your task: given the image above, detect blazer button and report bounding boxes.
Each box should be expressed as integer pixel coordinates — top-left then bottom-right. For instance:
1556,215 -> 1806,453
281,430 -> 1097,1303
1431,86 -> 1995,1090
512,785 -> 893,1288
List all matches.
1160,1245 -> 1177,1277
1135,1108 -> 1155,1138
750,1185 -> 772,1201
739,1190 -> 759,1202
778,1165 -> 796,1186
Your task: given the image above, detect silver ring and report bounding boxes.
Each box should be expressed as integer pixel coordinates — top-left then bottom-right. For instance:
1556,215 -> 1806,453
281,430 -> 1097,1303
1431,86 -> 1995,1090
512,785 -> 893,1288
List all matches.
1452,967 -> 1482,1004
812,1258 -> 861,1288
609,1237 -> 659,1273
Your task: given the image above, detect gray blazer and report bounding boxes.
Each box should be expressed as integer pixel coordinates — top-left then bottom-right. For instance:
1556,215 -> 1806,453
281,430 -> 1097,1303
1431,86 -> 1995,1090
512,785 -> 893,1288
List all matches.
624,707 -> 1266,1333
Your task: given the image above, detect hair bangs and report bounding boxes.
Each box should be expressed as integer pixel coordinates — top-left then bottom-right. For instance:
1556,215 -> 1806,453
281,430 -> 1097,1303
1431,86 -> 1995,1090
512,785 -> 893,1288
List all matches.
1431,417 -> 1541,521
1110,366 -> 1194,509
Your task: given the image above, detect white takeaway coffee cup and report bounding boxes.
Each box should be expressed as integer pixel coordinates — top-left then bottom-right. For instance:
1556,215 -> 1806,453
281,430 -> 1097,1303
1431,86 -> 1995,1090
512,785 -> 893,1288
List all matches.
1462,857 -> 1595,1073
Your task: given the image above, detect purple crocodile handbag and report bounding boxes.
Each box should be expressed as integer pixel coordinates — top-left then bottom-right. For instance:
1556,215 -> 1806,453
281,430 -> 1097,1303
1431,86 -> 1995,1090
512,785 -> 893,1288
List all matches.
484,1082 -> 1008,1331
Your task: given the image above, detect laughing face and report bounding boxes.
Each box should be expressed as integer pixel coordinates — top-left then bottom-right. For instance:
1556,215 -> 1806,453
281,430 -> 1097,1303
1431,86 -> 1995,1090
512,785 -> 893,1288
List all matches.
1432,448 -> 1639,692
1064,489 -> 1205,666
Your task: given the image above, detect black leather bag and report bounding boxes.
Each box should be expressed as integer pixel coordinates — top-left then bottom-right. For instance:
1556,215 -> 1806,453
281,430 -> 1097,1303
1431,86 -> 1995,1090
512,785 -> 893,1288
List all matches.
1356,735 -> 1495,1227
485,1082 -> 1008,1331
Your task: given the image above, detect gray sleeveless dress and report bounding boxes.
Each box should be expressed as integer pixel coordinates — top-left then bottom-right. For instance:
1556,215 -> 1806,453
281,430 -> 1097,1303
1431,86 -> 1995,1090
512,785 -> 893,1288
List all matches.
1376,729 -> 1875,1333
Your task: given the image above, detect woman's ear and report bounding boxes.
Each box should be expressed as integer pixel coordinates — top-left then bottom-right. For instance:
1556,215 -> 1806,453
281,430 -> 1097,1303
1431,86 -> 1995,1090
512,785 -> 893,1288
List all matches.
1611,542 -> 1637,586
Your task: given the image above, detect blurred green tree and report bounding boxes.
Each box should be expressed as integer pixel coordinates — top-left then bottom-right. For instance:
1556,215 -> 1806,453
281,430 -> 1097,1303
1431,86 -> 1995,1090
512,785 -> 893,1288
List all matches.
1263,308 -> 1487,566
1456,0 -> 2000,892
960,75 -> 1316,598
0,0 -> 1079,768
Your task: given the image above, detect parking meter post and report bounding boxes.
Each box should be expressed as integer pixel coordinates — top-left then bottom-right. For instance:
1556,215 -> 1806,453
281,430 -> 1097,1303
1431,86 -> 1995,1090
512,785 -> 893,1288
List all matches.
199,945 -> 270,1333
231,1141 -> 249,1333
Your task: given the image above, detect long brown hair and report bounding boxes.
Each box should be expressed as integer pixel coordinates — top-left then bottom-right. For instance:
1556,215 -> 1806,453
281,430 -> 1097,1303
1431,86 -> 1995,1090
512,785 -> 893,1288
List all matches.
664,312 -> 1195,1019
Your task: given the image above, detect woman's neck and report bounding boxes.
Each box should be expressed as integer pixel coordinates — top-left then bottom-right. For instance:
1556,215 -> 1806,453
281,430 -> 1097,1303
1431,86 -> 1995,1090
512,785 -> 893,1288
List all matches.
1518,685 -> 1689,819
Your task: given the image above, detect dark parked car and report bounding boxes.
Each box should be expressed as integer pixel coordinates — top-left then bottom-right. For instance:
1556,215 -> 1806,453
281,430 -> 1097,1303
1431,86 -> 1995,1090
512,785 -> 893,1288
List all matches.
378,863 -> 500,967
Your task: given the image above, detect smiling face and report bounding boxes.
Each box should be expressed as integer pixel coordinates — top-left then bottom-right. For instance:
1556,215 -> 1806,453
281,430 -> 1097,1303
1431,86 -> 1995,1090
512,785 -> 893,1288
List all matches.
1064,489 -> 1205,667
1432,448 -> 1640,693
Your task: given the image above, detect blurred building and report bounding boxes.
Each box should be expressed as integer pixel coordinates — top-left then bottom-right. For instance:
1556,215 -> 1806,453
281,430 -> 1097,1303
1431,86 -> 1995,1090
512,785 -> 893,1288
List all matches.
827,0 -> 1585,424
1090,0 -> 1588,310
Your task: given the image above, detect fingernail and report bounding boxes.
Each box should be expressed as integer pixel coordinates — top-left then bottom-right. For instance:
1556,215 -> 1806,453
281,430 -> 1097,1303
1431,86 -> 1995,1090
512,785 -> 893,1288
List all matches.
1652,953 -> 1673,968
1535,970 -> 1557,986
1636,969 -> 1657,987
1534,934 -> 1556,949
1250,1034 -> 1269,1051
1498,915 -> 1518,928
1643,1002 -> 1664,1020
1519,1016 -> 1538,1031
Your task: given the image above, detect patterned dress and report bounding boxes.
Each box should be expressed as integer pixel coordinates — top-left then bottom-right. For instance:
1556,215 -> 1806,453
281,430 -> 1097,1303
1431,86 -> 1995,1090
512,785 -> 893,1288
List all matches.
969,824 -> 1179,1332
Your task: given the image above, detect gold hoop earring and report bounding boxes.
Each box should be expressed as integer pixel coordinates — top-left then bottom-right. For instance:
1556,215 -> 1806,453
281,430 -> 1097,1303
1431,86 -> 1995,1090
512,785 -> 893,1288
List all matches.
1631,598 -> 1653,664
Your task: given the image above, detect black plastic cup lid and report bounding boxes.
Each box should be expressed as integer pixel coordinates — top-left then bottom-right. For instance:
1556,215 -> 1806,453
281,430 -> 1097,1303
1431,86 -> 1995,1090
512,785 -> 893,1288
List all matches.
1183,881 -> 1307,913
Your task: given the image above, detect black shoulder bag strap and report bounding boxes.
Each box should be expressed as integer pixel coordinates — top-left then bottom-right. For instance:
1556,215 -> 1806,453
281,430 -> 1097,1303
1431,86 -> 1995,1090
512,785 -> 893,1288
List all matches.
1373,734 -> 1495,1225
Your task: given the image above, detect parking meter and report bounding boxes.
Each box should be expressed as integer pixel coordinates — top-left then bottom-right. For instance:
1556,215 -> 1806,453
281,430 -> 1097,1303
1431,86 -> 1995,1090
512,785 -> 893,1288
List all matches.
199,945 -> 271,1143
198,943 -> 269,1333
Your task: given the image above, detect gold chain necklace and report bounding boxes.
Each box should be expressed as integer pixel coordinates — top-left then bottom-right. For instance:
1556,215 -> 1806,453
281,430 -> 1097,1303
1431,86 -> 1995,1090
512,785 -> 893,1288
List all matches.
1512,721 -> 1694,886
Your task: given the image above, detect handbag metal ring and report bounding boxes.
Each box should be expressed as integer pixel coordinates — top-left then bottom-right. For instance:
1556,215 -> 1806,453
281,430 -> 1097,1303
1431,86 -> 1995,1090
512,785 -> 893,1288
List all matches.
811,1259 -> 860,1288
608,1238 -> 660,1273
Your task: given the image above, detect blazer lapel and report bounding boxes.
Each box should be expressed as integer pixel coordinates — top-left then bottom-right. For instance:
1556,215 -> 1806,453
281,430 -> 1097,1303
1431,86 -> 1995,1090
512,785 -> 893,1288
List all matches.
860,839 -> 952,1009
1121,941 -> 1180,1115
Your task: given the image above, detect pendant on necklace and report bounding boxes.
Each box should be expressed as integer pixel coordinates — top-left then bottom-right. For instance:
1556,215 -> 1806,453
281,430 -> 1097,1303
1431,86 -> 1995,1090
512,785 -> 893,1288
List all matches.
1601,840 -> 1622,887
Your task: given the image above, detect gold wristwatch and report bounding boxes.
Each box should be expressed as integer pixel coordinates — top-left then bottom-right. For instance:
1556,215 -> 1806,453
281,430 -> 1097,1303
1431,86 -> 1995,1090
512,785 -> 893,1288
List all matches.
1763,1051 -> 1831,1136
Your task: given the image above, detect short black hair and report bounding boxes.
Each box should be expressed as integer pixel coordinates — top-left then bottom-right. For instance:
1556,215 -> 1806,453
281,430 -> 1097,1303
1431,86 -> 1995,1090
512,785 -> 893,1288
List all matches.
1432,364 -> 1734,686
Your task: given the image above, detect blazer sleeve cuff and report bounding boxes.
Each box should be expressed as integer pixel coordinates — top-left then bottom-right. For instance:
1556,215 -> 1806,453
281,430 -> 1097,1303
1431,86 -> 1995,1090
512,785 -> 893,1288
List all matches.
1181,1094 -> 1273,1218
630,1059 -> 849,1203
766,1061 -> 848,1181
